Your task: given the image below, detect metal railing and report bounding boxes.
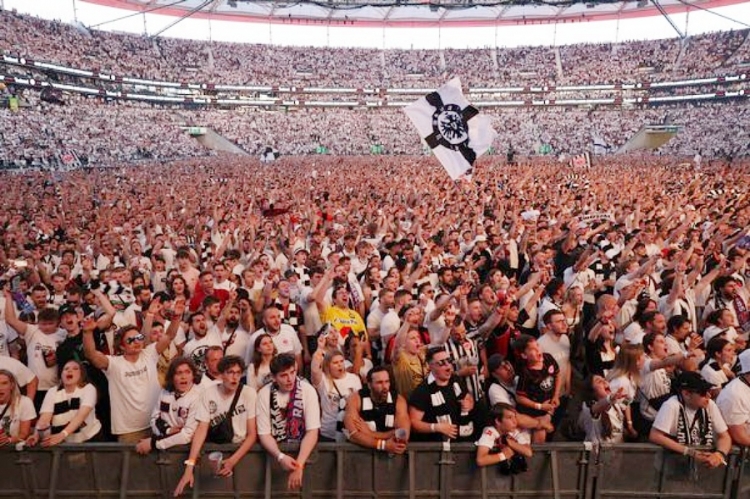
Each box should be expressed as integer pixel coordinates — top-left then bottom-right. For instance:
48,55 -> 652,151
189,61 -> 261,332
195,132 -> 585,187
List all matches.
0,442 -> 746,499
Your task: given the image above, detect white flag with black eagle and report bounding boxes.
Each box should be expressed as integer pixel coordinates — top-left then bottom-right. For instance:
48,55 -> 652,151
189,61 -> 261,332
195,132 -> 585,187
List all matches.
403,78 -> 497,180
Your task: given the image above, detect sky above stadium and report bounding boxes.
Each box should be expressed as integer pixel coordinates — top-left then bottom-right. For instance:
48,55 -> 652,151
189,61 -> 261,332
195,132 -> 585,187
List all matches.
4,0 -> 750,48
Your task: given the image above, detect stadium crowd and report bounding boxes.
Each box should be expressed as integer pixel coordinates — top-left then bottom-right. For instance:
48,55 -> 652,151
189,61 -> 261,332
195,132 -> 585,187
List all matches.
1,92 -> 747,167
1,9 -> 749,88
0,154 -> 749,492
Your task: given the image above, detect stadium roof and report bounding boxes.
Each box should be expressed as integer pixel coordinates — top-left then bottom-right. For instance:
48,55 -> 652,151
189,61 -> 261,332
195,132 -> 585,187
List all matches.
81,0 -> 748,28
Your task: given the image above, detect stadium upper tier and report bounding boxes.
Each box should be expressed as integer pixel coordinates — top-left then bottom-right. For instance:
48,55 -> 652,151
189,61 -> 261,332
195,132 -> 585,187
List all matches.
1,10 -> 750,88
80,0 -> 749,27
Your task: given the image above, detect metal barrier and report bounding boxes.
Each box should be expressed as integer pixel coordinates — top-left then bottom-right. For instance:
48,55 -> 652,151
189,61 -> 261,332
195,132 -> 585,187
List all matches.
0,443 -> 745,499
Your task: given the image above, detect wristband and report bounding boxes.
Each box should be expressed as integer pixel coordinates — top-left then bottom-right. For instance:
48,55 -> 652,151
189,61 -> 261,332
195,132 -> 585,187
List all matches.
716,450 -> 728,460
535,403 -> 542,411
184,459 -> 196,467
682,447 -> 691,456
430,423 -> 435,433
277,452 -> 287,463
61,430 -> 70,439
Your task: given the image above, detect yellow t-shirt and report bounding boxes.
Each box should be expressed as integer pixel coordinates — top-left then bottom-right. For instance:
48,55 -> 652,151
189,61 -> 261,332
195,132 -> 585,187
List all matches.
321,305 -> 367,344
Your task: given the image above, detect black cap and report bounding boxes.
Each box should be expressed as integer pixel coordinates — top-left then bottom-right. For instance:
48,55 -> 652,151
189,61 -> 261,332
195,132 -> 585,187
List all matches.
675,371 -> 713,394
487,353 -> 505,373
58,304 -> 77,317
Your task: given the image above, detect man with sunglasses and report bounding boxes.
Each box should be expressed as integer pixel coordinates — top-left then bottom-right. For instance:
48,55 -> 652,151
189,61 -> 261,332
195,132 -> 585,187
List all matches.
83,299 -> 184,443
408,346 -> 478,443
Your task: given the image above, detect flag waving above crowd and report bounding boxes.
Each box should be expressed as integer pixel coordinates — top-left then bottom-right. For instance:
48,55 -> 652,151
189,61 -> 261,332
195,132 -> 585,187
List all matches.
404,78 -> 497,180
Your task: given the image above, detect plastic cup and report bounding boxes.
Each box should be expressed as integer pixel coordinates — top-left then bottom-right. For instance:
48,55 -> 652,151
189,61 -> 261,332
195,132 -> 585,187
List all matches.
37,426 -> 51,441
208,451 -> 223,476
394,428 -> 407,443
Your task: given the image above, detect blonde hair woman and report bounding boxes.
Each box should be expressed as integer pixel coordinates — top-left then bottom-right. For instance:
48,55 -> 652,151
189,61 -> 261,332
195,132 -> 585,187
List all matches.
311,344 -> 361,442
0,369 -> 36,447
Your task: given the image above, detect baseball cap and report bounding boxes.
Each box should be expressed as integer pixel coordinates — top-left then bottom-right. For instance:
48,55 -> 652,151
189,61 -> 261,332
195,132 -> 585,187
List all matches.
674,371 -> 713,394
487,353 -> 505,373
58,304 -> 77,317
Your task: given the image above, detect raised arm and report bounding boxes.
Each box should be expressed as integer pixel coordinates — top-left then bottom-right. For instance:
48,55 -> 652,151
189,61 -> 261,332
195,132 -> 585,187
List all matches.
81,316 -> 109,371
3,290 -> 28,336
157,299 -> 185,355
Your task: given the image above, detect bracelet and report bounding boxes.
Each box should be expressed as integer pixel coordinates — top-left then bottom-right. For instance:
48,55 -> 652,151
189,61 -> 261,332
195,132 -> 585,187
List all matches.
377,439 -> 386,451
184,459 -> 196,467
683,447 -> 691,457
61,430 -> 69,439
277,452 -> 287,463
348,430 -> 359,440
535,403 -> 542,411
716,450 -> 728,460
430,423 -> 436,433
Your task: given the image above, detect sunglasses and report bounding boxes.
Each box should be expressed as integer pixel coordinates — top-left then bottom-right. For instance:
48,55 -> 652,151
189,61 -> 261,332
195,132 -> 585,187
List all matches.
125,333 -> 146,345
432,359 -> 452,367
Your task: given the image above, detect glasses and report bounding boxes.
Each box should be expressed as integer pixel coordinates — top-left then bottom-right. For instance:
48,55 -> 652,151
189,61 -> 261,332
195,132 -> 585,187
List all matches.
432,359 -> 452,367
125,333 -> 145,345
224,370 -> 243,377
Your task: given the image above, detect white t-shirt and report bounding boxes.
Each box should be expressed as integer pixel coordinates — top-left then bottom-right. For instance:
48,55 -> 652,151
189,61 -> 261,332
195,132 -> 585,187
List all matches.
639,358 -> 673,421
249,326 -> 303,357
183,327 -> 223,373
150,385 -> 202,449
299,286 -> 322,337
246,363 -> 272,391
40,384 -> 101,443
537,332 -> 571,395
608,374 -> 637,406
701,362 -> 730,389
716,377 -> 750,431
196,384 -> 257,444
0,356 -> 36,388
316,373 -> 361,440
652,396 -> 728,440
366,307 -> 387,335
0,296 -> 19,357
24,325 -> 66,390
0,395 -> 36,438
105,343 -> 161,434
475,426 -> 531,451
578,401 -> 625,444
379,310 -> 401,343
256,379 -> 321,437
487,380 -> 517,408
622,322 -> 645,345
221,327 -> 252,363
344,357 -> 373,381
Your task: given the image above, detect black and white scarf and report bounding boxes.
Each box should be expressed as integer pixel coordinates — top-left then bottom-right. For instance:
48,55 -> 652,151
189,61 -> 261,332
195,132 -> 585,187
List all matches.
275,299 -> 300,329
426,373 -> 473,439
443,338 -> 482,402
358,386 -> 397,433
674,395 -> 715,448
270,377 -> 307,443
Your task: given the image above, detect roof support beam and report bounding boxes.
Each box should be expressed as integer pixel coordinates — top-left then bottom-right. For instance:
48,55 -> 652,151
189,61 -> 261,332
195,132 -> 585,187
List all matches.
87,0 -> 188,28
651,0 -> 685,39
149,0 -> 212,37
